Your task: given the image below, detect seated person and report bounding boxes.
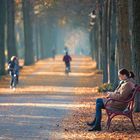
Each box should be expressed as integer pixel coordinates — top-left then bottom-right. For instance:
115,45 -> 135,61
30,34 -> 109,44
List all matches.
87,68 -> 135,131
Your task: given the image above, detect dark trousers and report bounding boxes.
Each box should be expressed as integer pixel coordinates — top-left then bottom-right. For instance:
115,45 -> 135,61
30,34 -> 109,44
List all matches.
94,98 -> 105,127
10,74 -> 14,86
10,74 -> 18,86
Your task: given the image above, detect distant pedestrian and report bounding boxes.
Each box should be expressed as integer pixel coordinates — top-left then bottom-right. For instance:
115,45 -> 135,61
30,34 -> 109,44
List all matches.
52,47 -> 56,60
8,56 -> 19,89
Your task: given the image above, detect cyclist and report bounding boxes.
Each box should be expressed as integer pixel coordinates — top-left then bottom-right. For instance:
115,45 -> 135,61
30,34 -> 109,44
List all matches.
63,52 -> 72,73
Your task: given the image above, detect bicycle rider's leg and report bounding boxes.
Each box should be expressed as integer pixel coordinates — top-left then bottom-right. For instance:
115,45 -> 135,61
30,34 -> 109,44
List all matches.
67,63 -> 70,72
69,63 -> 71,72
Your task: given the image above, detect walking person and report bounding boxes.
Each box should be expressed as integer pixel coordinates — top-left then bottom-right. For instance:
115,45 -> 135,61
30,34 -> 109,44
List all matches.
8,56 -> 19,89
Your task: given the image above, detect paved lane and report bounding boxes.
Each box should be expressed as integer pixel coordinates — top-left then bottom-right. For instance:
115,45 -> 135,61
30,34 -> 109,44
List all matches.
0,56 -> 100,140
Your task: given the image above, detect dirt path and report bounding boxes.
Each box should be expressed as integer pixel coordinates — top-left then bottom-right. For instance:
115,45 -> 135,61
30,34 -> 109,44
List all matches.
0,56 -> 101,140
0,56 -> 139,140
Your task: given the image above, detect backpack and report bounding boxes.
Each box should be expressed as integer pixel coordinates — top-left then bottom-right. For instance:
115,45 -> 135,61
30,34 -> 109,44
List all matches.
8,61 -> 15,71
63,55 -> 71,63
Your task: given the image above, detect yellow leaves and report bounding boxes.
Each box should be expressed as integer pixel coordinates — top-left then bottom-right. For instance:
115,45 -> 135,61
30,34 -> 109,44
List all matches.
98,83 -> 114,93
1,56 -> 140,139
60,88 -> 140,139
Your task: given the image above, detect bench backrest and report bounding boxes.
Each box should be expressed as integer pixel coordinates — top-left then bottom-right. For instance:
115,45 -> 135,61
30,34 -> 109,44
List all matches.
127,85 -> 140,112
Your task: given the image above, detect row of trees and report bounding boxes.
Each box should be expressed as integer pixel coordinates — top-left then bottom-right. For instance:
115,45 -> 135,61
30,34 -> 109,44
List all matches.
0,0 -> 34,76
0,0 -> 94,77
90,0 -> 140,111
0,0 -> 56,77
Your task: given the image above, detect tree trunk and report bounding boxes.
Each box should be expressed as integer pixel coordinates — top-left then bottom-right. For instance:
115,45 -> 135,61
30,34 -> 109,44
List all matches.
34,19 -> 41,61
22,0 -> 34,65
45,23 -> 52,58
92,23 -> 99,69
107,0 -> 111,83
89,31 -> 94,60
39,22 -> 47,59
0,0 -> 6,76
96,0 -> 103,70
6,0 -> 17,61
117,0 -> 132,70
133,0 -> 140,112
102,0 -> 108,83
95,20 -> 102,70
32,22 -> 39,61
90,27 -> 98,64
108,0 -> 117,86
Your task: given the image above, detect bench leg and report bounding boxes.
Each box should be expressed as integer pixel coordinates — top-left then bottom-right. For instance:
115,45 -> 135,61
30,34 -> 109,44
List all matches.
106,117 -> 111,130
130,115 -> 136,130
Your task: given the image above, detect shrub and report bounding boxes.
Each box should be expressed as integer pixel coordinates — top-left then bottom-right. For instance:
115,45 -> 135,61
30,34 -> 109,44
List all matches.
98,83 -> 114,93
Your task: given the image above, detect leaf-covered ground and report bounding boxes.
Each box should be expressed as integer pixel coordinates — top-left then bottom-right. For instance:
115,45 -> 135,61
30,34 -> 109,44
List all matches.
58,87 -> 140,140
0,57 -> 140,140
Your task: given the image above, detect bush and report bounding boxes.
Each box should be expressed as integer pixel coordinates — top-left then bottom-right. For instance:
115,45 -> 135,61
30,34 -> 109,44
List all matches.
98,83 -> 114,93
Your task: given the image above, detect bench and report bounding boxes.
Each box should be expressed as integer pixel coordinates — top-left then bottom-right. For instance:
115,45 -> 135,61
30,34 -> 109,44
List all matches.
104,85 -> 140,130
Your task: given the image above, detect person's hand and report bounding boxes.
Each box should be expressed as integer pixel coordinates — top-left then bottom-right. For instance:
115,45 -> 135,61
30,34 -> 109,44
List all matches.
101,92 -> 109,98
106,93 -> 110,98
